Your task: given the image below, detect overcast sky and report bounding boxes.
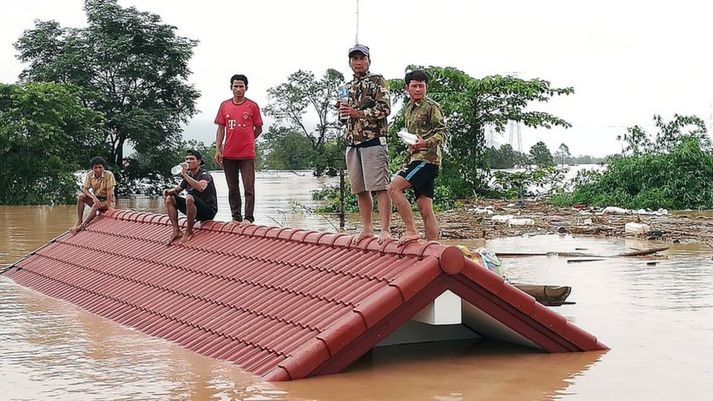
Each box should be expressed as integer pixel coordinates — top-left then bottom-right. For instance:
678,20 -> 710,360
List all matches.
2,0 -> 713,156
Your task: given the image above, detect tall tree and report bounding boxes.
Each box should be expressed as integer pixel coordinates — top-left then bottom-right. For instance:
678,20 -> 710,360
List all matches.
14,0 -> 200,187
389,66 -> 573,197
259,126 -> 316,170
618,114 -> 710,156
529,141 -> 555,166
0,83 -> 104,204
264,69 -> 346,174
554,142 -> 571,166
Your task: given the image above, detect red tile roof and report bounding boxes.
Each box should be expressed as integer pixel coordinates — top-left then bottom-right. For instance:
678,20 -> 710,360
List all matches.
3,209 -> 606,380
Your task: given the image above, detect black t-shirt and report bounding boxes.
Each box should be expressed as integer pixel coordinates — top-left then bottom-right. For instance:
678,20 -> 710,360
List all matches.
180,169 -> 218,212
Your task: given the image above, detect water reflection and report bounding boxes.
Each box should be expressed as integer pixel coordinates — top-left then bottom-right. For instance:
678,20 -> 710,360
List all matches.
280,341 -> 604,401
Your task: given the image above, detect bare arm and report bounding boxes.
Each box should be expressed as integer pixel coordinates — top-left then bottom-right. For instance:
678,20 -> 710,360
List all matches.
254,125 -> 263,138
215,125 -> 226,166
82,186 -> 99,204
181,173 -> 208,192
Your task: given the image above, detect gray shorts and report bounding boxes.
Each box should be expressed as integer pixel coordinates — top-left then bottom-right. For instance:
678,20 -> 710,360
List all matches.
345,144 -> 390,194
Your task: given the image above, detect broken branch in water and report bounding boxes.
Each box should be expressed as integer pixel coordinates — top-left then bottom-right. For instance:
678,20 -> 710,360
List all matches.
497,247 -> 669,259
617,247 -> 669,257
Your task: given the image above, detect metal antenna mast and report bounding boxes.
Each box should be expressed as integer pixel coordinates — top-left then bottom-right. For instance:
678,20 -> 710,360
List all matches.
355,0 -> 360,44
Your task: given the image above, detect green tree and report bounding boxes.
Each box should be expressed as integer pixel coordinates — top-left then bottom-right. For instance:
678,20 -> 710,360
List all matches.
552,114 -> 713,209
554,143 -> 571,166
529,141 -> 555,166
263,69 -> 346,175
483,143 -> 530,169
260,126 -> 316,170
618,114 -> 710,155
0,83 -> 105,204
14,0 -> 200,189
389,66 -> 573,197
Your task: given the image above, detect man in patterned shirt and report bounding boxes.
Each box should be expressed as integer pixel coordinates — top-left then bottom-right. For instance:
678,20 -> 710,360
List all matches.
338,44 -> 392,244
388,70 -> 447,244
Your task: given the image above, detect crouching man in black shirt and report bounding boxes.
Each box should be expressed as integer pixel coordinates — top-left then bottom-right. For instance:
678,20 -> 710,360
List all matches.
164,149 -> 218,244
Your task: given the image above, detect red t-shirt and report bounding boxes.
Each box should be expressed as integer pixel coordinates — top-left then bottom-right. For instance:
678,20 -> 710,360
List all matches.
214,98 -> 264,159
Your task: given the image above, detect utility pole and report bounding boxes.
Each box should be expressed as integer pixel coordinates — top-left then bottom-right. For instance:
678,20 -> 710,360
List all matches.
507,120 -> 523,152
504,71 -> 523,152
355,0 -> 360,44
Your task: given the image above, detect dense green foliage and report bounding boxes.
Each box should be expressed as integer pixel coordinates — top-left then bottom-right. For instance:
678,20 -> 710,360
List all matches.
14,0 -> 200,191
263,69 -> 346,175
551,115 -> 713,209
490,166 -> 566,199
529,141 -> 555,166
483,144 -> 529,169
0,83 -> 104,204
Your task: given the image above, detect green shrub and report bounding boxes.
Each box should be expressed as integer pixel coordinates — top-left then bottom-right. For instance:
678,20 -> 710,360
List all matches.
553,137 -> 713,209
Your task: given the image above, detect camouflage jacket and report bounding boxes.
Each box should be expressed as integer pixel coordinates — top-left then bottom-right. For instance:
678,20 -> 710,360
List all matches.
344,72 -> 391,145
404,96 -> 447,166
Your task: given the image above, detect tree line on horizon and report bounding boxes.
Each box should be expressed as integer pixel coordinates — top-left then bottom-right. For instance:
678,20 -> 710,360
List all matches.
2,0 -> 712,210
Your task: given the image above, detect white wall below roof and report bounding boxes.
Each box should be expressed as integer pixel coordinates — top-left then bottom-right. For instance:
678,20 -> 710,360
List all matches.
411,290 -> 462,325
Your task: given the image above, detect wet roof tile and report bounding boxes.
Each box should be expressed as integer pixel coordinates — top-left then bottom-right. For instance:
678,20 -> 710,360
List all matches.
3,209 -> 607,380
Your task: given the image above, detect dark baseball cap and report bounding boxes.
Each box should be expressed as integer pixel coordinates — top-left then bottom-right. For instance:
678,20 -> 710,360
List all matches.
348,44 -> 370,57
186,149 -> 205,165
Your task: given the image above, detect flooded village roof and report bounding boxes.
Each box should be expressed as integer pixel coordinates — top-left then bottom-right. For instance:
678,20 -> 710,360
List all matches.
2,209 -> 607,381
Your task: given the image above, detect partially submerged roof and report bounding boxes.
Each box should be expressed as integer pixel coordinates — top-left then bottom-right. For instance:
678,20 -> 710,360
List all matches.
3,209 -> 606,380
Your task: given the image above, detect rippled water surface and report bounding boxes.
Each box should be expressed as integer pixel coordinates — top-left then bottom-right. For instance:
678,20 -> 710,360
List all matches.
1,172 -> 712,400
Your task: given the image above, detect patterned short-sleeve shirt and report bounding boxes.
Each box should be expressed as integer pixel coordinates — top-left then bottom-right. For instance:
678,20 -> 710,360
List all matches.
404,96 -> 447,166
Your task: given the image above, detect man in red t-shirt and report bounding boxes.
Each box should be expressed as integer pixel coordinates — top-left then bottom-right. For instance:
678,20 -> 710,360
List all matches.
214,74 -> 264,224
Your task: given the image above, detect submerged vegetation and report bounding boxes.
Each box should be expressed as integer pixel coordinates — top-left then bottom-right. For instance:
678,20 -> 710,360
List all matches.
551,115 -> 713,209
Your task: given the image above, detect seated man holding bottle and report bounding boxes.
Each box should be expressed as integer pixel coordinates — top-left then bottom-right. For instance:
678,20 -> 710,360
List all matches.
163,149 -> 218,244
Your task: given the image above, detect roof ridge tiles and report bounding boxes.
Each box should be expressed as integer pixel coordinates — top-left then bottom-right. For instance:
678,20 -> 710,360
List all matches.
90,210 -> 462,272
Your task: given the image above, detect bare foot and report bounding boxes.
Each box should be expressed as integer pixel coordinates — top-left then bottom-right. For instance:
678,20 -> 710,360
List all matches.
352,231 -> 375,244
180,230 -> 194,244
70,224 -> 84,235
238,220 -> 252,227
398,233 -> 421,246
377,231 -> 393,244
166,230 -> 183,244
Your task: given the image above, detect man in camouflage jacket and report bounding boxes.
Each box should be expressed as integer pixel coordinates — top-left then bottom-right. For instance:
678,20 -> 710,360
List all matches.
339,44 -> 392,244
388,70 -> 447,244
